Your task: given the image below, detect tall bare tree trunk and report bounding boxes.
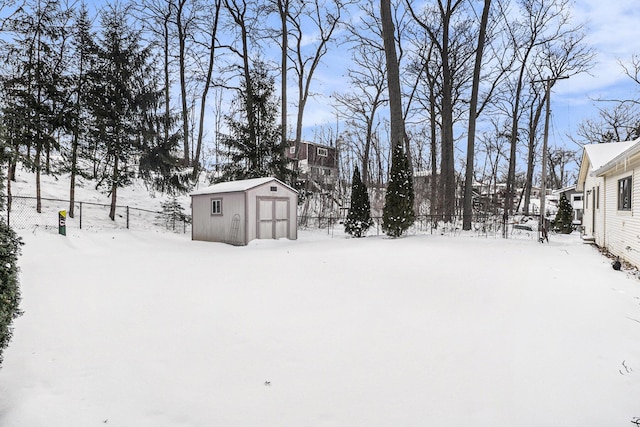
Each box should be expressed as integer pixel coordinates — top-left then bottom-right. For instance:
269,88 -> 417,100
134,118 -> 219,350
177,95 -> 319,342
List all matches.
177,0 -> 190,166
463,0 -> 491,230
380,0 -> 404,152
109,154 -> 118,221
193,0 -> 221,179
278,0 -> 288,170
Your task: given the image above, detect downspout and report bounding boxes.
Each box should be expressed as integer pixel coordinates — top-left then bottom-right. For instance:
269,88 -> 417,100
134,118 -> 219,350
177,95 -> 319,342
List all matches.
602,179 -> 606,247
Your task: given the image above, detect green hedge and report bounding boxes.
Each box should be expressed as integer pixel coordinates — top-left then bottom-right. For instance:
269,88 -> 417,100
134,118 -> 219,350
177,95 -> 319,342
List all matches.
0,220 -> 22,367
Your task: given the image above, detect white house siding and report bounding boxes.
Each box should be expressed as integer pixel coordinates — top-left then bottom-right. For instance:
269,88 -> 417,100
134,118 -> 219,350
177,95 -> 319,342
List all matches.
602,166 -> 640,267
191,192 -> 246,245
581,169 -> 606,243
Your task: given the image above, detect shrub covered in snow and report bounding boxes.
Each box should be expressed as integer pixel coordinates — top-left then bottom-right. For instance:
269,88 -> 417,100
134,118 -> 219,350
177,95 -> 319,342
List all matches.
344,166 -> 373,238
0,220 -> 22,367
382,143 -> 415,237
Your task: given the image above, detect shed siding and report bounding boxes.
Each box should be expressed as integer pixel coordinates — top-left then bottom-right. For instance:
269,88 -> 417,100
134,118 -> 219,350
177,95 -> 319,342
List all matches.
603,166 -> 640,267
246,181 -> 297,241
191,192 -> 246,245
191,177 -> 297,245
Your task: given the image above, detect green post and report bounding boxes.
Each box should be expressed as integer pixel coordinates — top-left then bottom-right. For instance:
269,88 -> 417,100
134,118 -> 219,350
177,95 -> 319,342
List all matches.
58,210 -> 66,236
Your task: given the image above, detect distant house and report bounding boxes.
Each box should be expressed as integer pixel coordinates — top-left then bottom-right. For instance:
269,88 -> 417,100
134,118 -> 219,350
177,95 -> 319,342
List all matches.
286,141 -> 338,190
190,177 -> 298,246
552,185 -> 583,225
577,137 -> 640,266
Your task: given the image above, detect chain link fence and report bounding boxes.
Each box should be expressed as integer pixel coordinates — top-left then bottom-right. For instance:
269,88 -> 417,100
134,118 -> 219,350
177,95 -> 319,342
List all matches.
2,195 -> 191,234
298,213 -> 539,239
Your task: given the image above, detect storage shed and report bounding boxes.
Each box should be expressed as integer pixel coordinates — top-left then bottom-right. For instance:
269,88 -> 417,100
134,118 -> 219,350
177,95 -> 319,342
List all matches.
190,177 -> 298,245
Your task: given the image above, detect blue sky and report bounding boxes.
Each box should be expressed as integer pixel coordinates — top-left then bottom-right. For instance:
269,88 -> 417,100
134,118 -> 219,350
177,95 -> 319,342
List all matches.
551,0 -> 640,149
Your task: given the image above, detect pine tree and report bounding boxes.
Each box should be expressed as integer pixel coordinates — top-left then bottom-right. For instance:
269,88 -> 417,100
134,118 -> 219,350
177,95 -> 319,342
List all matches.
218,61 -> 290,182
160,194 -> 187,231
2,0 -> 73,213
344,165 -> 373,237
552,192 -> 574,234
67,2 -> 97,218
87,4 -> 162,220
382,143 -> 415,238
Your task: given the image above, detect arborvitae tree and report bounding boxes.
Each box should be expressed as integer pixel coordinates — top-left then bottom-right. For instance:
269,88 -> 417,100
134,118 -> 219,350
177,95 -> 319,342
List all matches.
218,61 -> 290,182
382,143 -> 415,237
0,140 -> 22,366
552,192 -> 573,234
344,165 -> 373,237
0,220 -> 22,368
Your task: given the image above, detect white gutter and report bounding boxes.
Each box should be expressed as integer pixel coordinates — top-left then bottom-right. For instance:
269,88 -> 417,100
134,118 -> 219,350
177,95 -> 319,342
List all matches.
593,136 -> 640,176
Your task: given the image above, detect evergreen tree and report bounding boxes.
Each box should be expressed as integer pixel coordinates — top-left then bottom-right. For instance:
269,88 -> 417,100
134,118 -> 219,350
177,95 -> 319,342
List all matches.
218,61 -> 290,182
87,4 -> 162,220
159,193 -> 187,231
344,165 -> 373,237
382,143 -> 415,237
0,139 -> 22,365
2,0 -> 73,213
67,2 -> 97,218
552,192 -> 574,234
0,220 -> 22,368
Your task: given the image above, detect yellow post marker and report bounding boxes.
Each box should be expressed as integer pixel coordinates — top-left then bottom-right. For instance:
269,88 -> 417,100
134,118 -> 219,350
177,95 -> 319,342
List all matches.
58,210 -> 66,236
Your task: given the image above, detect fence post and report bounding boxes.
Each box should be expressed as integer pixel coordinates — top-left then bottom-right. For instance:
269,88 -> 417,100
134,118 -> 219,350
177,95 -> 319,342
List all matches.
126,206 -> 130,229
79,202 -> 83,229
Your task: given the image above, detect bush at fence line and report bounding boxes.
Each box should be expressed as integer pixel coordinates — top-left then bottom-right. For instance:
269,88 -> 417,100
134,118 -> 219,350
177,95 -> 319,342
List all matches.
0,220 -> 22,367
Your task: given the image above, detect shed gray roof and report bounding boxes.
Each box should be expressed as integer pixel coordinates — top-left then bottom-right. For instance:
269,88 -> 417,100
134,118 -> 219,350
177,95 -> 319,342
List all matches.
190,177 -> 296,196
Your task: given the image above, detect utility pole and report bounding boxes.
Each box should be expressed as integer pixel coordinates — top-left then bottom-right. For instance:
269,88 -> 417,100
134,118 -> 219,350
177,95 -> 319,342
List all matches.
535,75 -> 568,242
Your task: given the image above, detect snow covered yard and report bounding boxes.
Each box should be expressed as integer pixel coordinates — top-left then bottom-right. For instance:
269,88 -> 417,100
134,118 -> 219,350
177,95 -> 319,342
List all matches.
0,228 -> 639,426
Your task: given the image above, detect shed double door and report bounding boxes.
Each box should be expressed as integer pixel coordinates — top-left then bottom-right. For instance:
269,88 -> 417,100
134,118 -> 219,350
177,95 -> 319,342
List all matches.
257,198 -> 289,239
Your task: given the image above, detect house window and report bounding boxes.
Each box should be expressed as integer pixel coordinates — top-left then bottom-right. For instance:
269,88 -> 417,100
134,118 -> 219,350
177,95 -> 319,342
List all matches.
317,147 -> 328,157
618,177 -> 632,211
270,186 -> 278,192
211,199 -> 222,215
289,146 -> 296,154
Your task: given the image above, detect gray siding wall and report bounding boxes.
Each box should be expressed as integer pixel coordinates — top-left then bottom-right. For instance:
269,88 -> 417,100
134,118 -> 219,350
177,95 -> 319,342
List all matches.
191,192 -> 246,245
582,163 -> 607,244
191,179 -> 297,245
603,166 -> 640,267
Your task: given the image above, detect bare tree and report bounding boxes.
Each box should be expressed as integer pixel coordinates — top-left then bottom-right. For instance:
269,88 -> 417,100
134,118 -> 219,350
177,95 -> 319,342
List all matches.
499,0 -> 592,223
333,0 -> 389,186
462,0 -> 491,230
192,0 -> 222,178
290,0 -> 346,161
573,55 -> 640,145
222,0 -> 259,157
381,0 -> 404,154
574,102 -> 640,144
407,0 -> 475,222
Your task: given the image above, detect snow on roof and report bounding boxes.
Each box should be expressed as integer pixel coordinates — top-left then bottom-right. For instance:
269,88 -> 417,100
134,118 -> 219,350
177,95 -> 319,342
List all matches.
190,177 -> 287,196
583,139 -> 640,171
